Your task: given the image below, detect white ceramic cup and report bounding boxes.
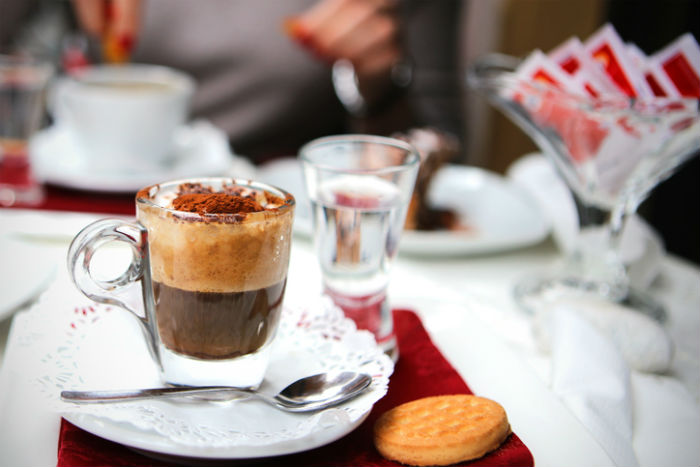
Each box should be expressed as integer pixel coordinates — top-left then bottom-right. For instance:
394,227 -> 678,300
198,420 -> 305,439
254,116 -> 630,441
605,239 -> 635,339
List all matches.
51,64 -> 195,173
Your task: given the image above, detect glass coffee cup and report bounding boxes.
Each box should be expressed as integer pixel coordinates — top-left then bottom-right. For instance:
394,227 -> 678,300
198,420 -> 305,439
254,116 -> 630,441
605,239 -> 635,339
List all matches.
67,178 -> 295,388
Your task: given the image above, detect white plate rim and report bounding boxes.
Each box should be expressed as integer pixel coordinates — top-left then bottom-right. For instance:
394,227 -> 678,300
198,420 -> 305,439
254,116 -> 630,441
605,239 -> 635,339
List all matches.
37,296 -> 392,461
401,165 -> 550,255
28,121 -> 236,193
63,409 -> 370,461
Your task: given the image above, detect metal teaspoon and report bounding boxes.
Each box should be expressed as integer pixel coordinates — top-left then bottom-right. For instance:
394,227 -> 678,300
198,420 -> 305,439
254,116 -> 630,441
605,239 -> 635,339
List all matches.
60,371 -> 373,413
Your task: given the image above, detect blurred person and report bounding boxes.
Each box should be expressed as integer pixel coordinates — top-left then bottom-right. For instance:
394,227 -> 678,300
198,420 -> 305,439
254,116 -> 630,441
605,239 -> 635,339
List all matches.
64,0 -> 465,164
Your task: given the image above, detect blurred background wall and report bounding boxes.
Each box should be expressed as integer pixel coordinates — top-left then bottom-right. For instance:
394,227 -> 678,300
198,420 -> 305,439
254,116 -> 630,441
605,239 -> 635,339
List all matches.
1,0 -> 698,264
461,0 -> 699,265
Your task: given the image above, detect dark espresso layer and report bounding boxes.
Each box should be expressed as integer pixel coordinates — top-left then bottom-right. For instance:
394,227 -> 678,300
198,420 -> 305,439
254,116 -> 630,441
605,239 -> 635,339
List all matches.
153,279 -> 286,360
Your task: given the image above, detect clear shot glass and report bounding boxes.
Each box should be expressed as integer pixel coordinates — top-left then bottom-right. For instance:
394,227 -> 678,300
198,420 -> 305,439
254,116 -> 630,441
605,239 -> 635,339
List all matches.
300,135 -> 419,361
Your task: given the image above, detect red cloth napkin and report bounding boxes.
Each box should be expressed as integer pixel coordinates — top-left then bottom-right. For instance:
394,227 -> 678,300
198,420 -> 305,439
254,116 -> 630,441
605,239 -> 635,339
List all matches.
1,156 -> 136,216
56,310 -> 534,467
33,186 -> 135,216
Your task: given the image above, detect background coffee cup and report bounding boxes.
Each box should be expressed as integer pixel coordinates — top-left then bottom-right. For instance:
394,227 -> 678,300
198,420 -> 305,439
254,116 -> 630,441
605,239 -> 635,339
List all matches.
51,64 -> 194,173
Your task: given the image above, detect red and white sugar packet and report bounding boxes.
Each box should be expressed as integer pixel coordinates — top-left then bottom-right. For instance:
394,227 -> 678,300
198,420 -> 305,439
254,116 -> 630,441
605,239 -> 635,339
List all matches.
549,36 -> 620,98
549,37 -> 588,75
584,23 -> 653,98
651,33 -> 700,97
513,50 -> 609,163
515,49 -> 582,94
626,43 -> 680,98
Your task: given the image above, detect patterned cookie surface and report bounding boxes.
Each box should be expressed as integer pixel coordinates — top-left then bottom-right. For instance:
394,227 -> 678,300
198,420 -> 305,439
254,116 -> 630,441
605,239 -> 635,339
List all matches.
373,394 -> 511,466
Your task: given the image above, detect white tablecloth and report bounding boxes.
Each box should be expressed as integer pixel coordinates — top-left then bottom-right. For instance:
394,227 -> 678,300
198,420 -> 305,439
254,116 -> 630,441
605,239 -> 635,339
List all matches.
0,210 -> 698,467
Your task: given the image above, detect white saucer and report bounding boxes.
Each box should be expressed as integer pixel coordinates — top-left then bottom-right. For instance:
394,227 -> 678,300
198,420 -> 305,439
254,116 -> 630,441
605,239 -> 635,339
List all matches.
28,121 -> 248,193
33,295 -> 392,461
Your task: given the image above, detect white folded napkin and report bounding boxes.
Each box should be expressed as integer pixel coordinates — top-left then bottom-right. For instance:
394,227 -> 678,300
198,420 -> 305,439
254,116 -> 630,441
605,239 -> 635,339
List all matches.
507,152 -> 579,254
538,305 -> 640,467
534,297 -> 674,374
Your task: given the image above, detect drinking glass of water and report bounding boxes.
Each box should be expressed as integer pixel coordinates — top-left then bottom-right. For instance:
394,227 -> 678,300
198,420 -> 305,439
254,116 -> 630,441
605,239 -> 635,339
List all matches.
300,135 -> 419,361
0,54 -> 53,206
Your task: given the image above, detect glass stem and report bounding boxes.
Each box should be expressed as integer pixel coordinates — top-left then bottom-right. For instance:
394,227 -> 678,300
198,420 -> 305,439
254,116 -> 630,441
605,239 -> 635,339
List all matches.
608,199 -> 628,249
569,190 -> 629,301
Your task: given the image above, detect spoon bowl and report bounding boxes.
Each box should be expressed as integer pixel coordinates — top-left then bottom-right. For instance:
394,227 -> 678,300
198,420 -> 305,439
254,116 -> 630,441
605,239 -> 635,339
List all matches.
60,371 -> 373,413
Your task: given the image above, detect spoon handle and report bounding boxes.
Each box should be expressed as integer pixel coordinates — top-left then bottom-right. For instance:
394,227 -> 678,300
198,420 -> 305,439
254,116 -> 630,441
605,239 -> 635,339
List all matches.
61,386 -> 251,403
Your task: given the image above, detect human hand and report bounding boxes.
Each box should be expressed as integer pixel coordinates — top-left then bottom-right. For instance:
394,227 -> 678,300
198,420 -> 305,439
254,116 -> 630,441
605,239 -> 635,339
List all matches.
71,0 -> 142,63
286,0 -> 403,105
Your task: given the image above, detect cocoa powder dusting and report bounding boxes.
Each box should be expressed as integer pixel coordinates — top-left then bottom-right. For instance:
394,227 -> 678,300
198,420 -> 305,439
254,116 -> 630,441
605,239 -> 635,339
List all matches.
172,193 -> 263,215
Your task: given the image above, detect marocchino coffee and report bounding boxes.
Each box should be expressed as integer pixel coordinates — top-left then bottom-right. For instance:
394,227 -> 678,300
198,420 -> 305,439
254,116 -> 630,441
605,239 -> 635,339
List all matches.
136,181 -> 294,361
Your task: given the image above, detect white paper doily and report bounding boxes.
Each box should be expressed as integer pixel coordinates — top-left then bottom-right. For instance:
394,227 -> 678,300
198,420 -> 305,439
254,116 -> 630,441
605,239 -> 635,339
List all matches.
24,288 -> 393,459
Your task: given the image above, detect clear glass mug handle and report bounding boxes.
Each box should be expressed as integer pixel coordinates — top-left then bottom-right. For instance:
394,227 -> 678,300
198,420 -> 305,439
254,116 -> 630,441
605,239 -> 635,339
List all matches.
67,218 -> 161,365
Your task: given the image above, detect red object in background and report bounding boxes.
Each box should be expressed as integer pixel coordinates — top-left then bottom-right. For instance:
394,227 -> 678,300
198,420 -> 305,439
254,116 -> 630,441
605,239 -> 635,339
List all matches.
324,286 -> 385,337
559,56 -> 580,74
56,309 -> 534,467
526,89 -> 608,163
61,49 -> 89,74
36,185 -> 136,216
0,145 -> 45,207
592,44 -> 638,97
645,72 -> 669,97
0,141 -> 135,214
2,182 -> 135,215
0,152 -> 34,188
662,53 -> 700,97
532,69 -> 564,88
334,191 -> 380,209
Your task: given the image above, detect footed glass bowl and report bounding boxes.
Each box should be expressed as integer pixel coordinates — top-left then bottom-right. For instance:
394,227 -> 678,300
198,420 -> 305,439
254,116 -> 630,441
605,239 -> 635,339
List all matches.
468,54 -> 700,320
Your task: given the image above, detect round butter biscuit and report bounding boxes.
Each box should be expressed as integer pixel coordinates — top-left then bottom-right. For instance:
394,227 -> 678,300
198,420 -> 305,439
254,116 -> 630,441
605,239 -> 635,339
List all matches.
373,394 -> 511,466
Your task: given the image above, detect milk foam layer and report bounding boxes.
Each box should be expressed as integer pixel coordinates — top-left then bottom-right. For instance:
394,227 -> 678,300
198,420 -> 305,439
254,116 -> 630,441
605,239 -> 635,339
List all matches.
137,180 -> 294,293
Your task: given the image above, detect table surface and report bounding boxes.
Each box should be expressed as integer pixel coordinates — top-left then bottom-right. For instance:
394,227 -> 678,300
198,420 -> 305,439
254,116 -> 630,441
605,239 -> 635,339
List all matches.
0,208 -> 699,467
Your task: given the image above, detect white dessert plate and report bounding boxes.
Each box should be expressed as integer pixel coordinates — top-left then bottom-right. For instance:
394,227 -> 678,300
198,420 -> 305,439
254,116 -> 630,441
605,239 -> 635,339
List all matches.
257,159 -> 550,256
28,120 -> 251,193
400,164 -> 550,256
31,295 -> 392,462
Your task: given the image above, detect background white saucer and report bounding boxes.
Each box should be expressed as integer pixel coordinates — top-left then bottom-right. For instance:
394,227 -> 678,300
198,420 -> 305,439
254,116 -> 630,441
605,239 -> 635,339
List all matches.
29,120 -> 254,193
